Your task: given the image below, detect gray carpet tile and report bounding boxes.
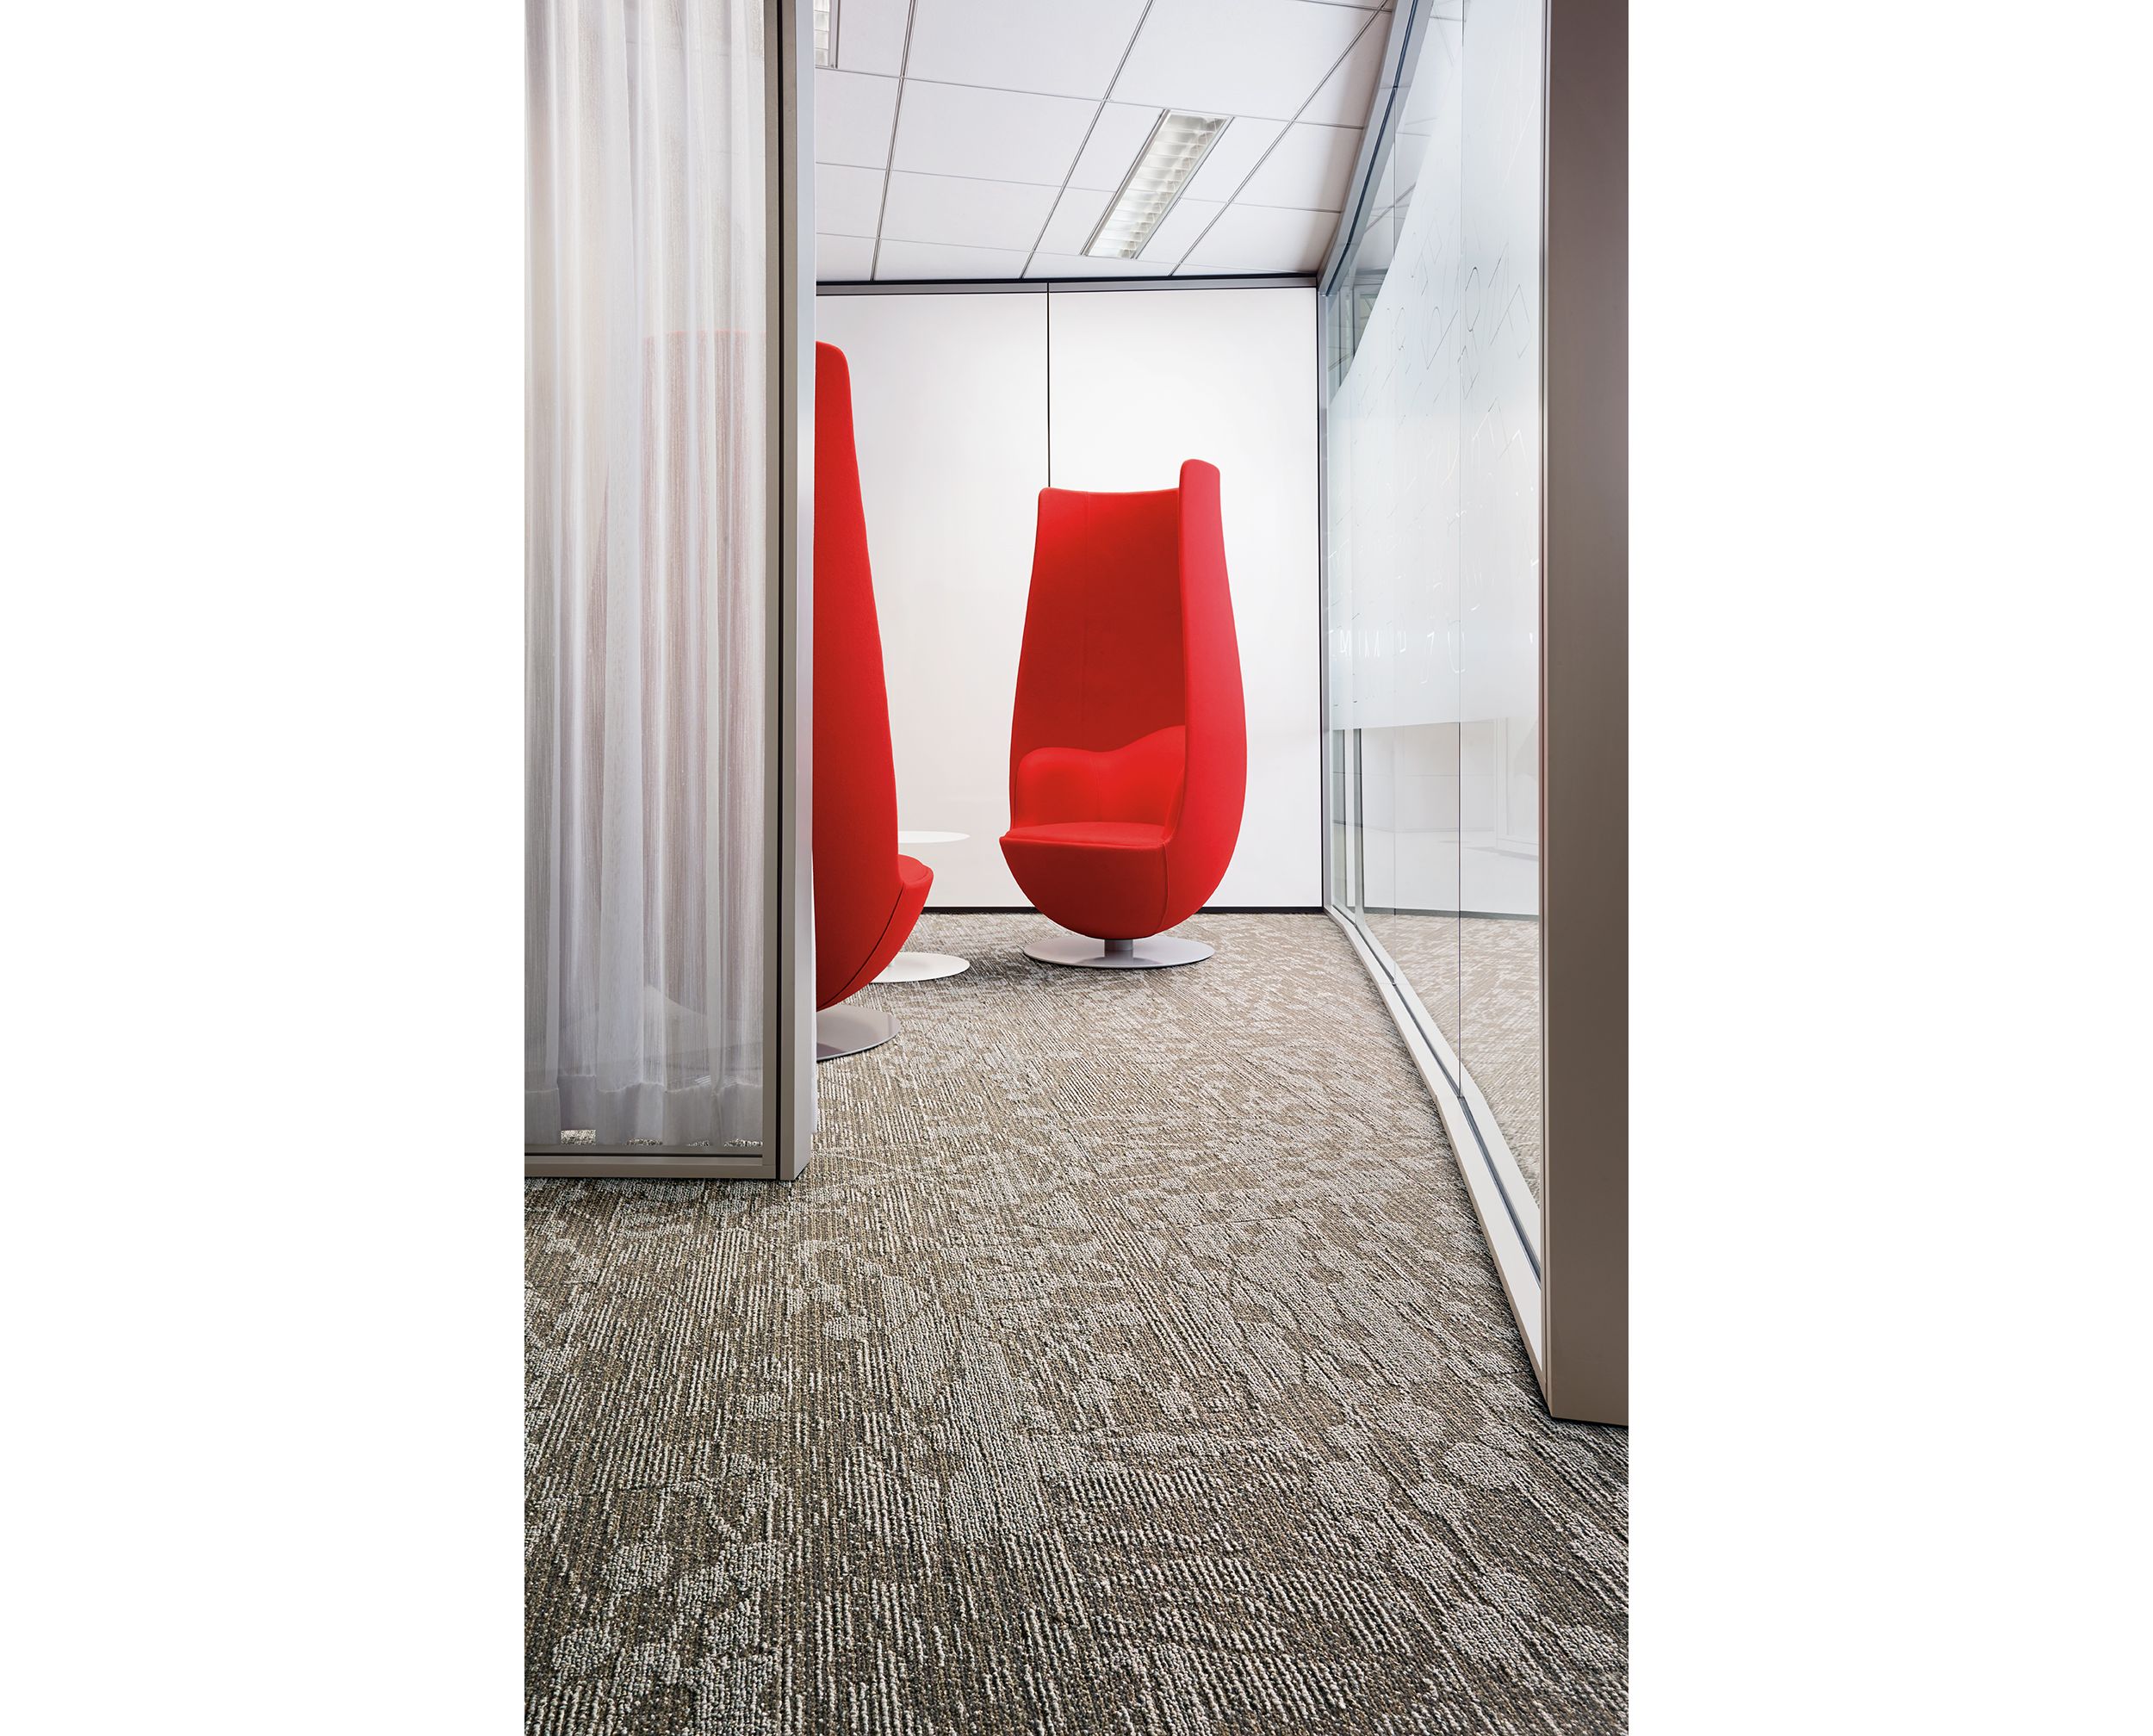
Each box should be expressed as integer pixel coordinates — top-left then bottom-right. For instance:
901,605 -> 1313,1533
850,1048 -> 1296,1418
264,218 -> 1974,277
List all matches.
527,913 -> 1625,1734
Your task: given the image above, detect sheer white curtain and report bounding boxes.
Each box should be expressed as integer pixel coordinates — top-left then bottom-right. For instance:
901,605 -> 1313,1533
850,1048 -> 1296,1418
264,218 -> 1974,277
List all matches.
527,0 -> 768,1148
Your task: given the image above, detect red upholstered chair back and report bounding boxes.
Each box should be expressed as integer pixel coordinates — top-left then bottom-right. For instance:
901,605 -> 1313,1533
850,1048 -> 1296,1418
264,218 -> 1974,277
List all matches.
1012,485 -> 1188,762
1008,460 -> 1245,919
812,342 -> 904,1010
1171,461 -> 1247,912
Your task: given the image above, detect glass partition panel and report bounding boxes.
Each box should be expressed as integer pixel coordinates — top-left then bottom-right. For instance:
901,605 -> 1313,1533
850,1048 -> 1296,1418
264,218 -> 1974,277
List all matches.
1324,0 -> 1544,1219
1327,11 -> 1465,1060
1457,0 -> 1546,1202
525,0 -> 771,1157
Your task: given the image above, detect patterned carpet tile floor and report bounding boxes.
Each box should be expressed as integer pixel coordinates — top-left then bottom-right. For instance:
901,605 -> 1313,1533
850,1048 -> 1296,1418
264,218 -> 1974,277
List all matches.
527,914 -> 1626,1734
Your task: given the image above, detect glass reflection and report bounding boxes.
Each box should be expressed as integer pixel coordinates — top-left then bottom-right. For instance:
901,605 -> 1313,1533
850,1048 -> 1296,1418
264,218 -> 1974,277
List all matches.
1457,0 -> 1544,1201
1323,0 -> 1543,1211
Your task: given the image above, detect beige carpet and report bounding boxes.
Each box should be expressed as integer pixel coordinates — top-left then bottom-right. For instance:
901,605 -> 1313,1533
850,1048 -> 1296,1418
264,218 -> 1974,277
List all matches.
526,913 -> 1624,1734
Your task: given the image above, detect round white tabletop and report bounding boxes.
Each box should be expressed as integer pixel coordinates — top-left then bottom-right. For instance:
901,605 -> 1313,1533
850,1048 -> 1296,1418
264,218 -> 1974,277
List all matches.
879,830 -> 971,983
875,951 -> 969,983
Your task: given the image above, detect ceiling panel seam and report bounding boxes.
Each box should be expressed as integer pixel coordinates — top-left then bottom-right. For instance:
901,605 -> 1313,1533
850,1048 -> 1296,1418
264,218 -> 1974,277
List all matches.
1017,0 -> 1159,282
1165,4 -> 1386,274
867,0 -> 921,281
833,1 -> 1395,282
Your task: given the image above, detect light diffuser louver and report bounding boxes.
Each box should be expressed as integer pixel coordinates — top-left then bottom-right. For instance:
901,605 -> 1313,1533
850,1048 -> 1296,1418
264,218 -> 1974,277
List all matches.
1083,111 -> 1231,260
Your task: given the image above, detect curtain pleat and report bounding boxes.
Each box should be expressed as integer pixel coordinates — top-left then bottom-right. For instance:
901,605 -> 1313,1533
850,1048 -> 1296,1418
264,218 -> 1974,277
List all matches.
527,0 -> 767,1148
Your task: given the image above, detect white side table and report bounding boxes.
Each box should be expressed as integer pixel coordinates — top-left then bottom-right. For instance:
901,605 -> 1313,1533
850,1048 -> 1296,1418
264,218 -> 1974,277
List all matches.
877,831 -> 970,983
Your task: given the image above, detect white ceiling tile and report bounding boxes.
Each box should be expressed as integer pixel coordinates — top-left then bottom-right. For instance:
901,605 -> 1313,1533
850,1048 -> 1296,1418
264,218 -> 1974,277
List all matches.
903,0 -> 1151,101
1299,9 -> 1393,127
1024,252 -> 1164,279
1237,122 -> 1360,212
815,163 -> 886,237
891,82 -> 1097,186
814,70 -> 899,169
1179,203 -> 1340,275
815,233 -> 877,282
834,0 -> 909,76
1034,186 -> 1111,257
1067,102 -> 1163,192
1182,115 -> 1287,203
1110,0 -> 1368,121
881,171 -> 1058,251
875,238 -> 1033,281
1137,197 -> 1224,268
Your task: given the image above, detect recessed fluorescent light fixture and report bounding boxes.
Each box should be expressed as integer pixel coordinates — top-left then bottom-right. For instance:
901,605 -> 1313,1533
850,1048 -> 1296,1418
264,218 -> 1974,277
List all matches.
814,0 -> 837,70
1083,111 -> 1230,259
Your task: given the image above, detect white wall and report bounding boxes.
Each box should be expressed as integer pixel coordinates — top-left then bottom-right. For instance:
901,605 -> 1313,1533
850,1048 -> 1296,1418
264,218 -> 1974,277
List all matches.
1045,287 -> 1320,908
814,291 -> 1046,902
816,283 -> 1320,908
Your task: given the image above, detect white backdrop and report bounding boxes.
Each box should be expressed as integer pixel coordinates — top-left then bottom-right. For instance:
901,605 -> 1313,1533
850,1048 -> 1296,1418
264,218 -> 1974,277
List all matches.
814,291 -> 1047,901
816,283 -> 1320,908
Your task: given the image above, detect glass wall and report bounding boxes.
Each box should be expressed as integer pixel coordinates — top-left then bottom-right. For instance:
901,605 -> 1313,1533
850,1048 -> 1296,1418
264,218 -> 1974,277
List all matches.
526,0 -> 772,1156
1324,0 -> 1545,1218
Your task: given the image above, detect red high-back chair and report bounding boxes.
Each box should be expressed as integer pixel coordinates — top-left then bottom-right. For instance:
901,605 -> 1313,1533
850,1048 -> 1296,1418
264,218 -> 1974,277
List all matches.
813,341 -> 932,1054
1000,460 -> 1245,968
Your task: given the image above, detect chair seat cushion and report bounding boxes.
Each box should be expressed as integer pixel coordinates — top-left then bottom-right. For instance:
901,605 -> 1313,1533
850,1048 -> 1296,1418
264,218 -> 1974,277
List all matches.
999,824 -> 1170,940
1000,820 -> 1168,851
1002,730 -> 1182,938
822,851 -> 933,1010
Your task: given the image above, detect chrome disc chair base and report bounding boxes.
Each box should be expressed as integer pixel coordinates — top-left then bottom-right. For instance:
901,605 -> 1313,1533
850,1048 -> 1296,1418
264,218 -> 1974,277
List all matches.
1024,933 -> 1215,970
873,952 -> 970,983
816,1004 -> 897,1061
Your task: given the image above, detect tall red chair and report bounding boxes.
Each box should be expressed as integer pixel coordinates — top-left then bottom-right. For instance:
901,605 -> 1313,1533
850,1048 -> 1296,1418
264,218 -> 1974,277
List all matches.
1000,460 -> 1245,968
814,341 -> 932,1055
